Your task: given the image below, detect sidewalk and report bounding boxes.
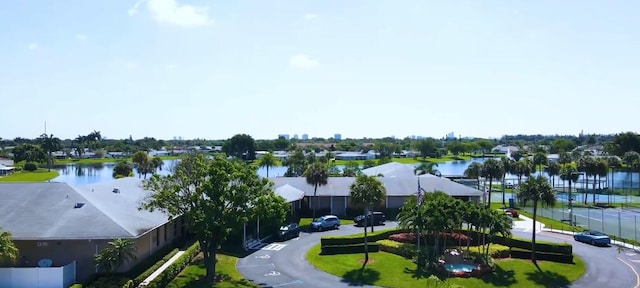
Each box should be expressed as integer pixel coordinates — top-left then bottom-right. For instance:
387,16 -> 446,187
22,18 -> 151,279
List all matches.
138,250 -> 185,287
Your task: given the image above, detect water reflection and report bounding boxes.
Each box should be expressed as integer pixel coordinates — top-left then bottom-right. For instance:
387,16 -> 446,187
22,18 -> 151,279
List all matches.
50,158 -> 640,190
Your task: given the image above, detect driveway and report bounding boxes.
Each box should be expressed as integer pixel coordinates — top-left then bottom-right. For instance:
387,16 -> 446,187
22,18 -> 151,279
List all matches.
238,221 -> 640,288
237,222 -> 397,288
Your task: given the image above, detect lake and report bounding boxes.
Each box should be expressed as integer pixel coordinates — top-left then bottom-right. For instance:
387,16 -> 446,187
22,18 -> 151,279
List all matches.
51,158 -> 640,190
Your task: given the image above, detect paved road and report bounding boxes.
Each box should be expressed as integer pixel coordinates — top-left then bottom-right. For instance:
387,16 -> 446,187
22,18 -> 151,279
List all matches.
238,222 -> 640,288
511,229 -> 639,288
237,223 -> 397,288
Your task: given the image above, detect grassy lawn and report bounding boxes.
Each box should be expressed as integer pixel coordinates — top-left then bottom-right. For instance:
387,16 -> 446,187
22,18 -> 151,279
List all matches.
306,244 -> 584,288
0,170 -> 59,182
331,155 -> 472,166
167,253 -> 256,288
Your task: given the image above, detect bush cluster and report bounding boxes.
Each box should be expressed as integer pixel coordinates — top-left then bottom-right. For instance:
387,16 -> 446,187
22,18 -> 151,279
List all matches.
145,241 -> 201,288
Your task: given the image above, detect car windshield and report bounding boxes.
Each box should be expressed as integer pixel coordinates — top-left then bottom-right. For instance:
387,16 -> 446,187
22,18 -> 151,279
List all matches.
590,231 -> 604,236
313,218 -> 323,223
280,226 -> 289,231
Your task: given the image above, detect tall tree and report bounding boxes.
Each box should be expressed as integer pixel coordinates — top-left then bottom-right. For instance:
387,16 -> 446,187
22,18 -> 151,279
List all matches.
464,161 -> 483,190
258,152 -> 279,177
304,162 -> 329,218
349,175 -> 386,270
112,161 -> 133,178
222,134 -> 257,160
481,159 -> 503,207
518,175 -> 555,264
500,157 -> 515,205
0,227 -> 18,265
414,162 -> 440,176
141,153 -> 289,282
624,151 -> 640,199
547,162 -> 561,188
532,152 -> 548,173
39,133 -> 62,171
595,159 -> 609,204
94,238 -> 137,273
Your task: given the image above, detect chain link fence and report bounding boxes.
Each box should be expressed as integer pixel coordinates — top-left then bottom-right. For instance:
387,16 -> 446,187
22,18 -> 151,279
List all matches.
520,205 -> 640,244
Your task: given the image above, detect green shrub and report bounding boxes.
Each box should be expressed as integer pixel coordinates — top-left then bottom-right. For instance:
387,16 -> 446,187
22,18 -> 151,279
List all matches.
321,228 -> 410,246
122,280 -> 135,288
23,162 -> 38,171
145,241 -> 201,288
377,239 -> 416,258
86,275 -> 130,288
510,248 -> 574,263
466,244 -> 511,259
494,236 -> 572,255
69,284 -> 83,288
132,248 -> 179,285
320,243 -> 379,255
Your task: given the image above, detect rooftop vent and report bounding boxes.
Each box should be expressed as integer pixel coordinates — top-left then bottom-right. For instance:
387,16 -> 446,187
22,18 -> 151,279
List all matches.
112,188 -> 120,193
74,202 -> 85,209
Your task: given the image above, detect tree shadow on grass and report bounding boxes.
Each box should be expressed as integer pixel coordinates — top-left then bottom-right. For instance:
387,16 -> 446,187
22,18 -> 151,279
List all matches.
525,267 -> 571,288
340,268 -> 381,286
473,265 -> 516,287
402,266 -> 440,280
171,260 -> 256,288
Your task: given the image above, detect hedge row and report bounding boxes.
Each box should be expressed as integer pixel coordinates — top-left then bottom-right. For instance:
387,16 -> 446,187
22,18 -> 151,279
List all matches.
321,243 -> 379,255
459,230 -> 572,256
133,248 -> 180,285
494,236 -> 572,255
510,248 -> 574,263
377,239 -> 416,258
144,241 -> 201,288
321,228 -> 410,246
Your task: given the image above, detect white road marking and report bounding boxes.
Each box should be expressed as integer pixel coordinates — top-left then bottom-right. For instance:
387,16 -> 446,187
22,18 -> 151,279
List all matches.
618,258 -> 640,288
273,280 -> 304,287
262,243 -> 288,251
265,270 -> 281,276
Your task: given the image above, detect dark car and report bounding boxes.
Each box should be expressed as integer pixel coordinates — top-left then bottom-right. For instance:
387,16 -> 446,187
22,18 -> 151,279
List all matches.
277,223 -> 300,241
354,212 -> 386,227
574,230 -> 611,246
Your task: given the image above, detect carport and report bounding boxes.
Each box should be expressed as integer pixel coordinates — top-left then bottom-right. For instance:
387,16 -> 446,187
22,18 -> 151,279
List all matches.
243,184 -> 305,249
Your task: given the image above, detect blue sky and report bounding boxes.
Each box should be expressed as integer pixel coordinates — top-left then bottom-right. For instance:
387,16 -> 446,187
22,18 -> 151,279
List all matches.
1,1 -> 638,141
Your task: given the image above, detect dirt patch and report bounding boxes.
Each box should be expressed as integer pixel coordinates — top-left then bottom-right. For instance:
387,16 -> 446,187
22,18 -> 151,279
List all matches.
358,258 -> 376,264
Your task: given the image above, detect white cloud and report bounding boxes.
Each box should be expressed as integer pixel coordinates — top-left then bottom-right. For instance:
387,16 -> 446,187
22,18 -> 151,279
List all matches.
145,0 -> 214,27
75,33 -> 87,41
289,54 -> 319,69
27,43 -> 38,50
303,13 -> 319,20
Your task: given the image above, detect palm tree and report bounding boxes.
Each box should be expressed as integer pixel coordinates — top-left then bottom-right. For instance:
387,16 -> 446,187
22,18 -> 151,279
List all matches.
94,238 -> 137,273
547,162 -> 561,188
481,159 -> 504,207
258,152 -> 278,178
414,162 -> 439,176
560,165 -> 579,209
595,159 -> 609,204
518,175 -> 555,264
39,133 -> 62,171
151,156 -> 164,172
558,152 -> 572,167
304,162 -> 329,218
0,227 -> 19,265
500,157 -> 515,206
73,135 -> 86,158
349,175 -> 386,270
532,152 -> 548,173
624,151 -> 640,201
464,162 -> 483,190
514,160 -> 533,186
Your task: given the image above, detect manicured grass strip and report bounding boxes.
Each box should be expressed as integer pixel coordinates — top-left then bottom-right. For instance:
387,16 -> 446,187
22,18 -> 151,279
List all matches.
306,243 -> 585,288
0,170 -> 59,182
166,253 -> 256,288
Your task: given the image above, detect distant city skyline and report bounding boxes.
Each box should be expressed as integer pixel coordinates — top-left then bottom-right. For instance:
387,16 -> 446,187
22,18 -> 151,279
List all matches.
1,1 -> 638,140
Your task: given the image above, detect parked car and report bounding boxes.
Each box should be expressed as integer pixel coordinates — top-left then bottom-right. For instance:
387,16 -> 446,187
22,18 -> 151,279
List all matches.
277,223 -> 300,241
574,230 -> 611,246
310,215 -> 340,231
354,212 -> 386,227
506,183 -> 514,189
504,208 -> 519,218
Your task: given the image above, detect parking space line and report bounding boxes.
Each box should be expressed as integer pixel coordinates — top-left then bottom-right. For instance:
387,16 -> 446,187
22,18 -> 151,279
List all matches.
273,280 -> 303,287
618,258 -> 640,288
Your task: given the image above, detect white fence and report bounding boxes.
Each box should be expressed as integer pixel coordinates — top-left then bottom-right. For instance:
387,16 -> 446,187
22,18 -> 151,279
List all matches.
0,261 -> 76,288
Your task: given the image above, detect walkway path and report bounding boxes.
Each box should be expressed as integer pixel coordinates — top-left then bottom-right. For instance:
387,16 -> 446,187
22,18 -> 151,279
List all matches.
138,250 -> 185,287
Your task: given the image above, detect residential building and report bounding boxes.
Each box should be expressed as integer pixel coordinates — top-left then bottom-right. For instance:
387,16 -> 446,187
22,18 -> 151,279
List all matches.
301,134 -> 309,140
334,134 -> 342,141
269,162 -> 482,217
0,178 -> 185,285
278,134 -> 290,140
334,151 -> 375,161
